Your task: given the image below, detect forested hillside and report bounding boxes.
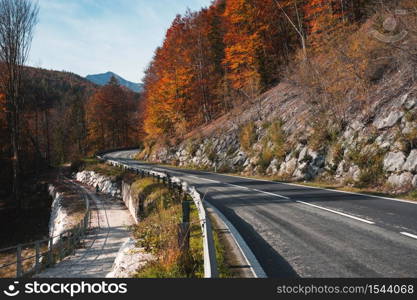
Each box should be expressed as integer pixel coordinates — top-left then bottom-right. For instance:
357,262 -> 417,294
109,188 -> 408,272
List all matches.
140,0 -> 417,195
142,0 -> 379,140
0,67 -> 141,202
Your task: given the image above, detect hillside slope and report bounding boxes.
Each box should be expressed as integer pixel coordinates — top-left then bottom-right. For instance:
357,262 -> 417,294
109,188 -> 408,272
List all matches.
139,11 -> 417,195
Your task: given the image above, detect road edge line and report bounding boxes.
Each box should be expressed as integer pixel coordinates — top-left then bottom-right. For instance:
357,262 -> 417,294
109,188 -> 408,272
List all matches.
204,201 -> 267,278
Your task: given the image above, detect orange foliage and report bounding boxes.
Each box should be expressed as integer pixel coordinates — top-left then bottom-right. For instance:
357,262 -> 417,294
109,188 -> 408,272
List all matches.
142,0 -> 372,140
86,77 -> 137,153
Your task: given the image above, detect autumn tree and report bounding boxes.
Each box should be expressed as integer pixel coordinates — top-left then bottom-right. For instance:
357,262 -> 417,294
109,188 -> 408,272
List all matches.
140,0 -> 378,143
86,76 -> 136,153
0,0 -> 39,209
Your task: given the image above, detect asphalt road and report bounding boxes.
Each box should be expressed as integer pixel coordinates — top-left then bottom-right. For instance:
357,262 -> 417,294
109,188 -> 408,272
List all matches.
105,150 -> 417,278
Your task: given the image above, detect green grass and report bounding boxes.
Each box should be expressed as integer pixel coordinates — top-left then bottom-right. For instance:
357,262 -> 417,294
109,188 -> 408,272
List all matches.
84,162 -> 127,179
132,177 -> 206,278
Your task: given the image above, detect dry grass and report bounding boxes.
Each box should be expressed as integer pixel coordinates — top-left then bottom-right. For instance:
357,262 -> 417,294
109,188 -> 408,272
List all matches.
239,122 -> 257,153
132,179 -> 204,278
0,242 -> 49,278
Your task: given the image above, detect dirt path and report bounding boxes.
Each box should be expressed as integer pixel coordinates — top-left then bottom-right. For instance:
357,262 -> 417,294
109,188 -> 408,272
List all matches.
37,184 -> 134,278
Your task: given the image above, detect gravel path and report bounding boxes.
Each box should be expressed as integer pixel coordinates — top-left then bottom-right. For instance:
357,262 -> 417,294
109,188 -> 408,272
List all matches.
37,184 -> 134,278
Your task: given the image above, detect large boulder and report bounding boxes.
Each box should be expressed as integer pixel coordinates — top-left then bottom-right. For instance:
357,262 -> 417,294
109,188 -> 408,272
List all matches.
413,175 -> 417,188
383,152 -> 406,172
374,111 -> 404,130
347,165 -> 361,182
231,151 -> 247,166
106,238 -> 155,278
402,150 -> 417,173
298,147 -> 308,162
293,162 -> 309,180
387,172 -> 414,187
401,93 -> 417,110
278,157 -> 297,177
266,158 -> 279,175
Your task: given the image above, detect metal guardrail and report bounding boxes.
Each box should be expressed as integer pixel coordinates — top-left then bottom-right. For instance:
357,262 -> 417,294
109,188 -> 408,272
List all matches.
0,181 -> 90,278
98,155 -> 219,278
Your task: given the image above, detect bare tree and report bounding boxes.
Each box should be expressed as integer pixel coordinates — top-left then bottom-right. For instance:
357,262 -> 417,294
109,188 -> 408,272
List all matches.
274,0 -> 307,60
0,0 -> 39,210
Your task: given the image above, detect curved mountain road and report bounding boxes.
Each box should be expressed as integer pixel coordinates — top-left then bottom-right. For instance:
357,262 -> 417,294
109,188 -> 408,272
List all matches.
105,150 -> 417,278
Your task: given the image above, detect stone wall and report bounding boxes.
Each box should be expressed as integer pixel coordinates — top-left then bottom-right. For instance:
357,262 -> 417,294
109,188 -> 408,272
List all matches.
121,181 -> 140,224
75,170 -> 142,223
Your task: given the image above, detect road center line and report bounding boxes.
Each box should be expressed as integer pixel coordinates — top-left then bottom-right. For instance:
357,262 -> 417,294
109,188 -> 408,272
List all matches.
165,174 -> 375,225
400,232 -> 417,240
187,175 -> 290,199
251,188 -> 290,200
295,200 -> 375,225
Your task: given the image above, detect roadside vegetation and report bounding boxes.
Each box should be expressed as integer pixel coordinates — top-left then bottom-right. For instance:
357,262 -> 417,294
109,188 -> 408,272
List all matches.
72,160 -> 232,278
131,178 -> 231,278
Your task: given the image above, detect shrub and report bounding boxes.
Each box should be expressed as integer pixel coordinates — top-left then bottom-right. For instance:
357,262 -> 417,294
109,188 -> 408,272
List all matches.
309,122 -> 340,151
268,120 -> 287,159
404,110 -> 417,123
185,139 -> 200,157
328,142 -> 344,174
348,144 -> 385,188
258,147 -> 273,173
239,122 -> 257,152
403,127 -> 417,151
137,139 -> 156,160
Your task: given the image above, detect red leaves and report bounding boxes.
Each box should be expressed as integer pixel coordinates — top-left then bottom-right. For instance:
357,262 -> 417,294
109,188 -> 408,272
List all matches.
141,0 -> 366,140
86,78 -> 137,152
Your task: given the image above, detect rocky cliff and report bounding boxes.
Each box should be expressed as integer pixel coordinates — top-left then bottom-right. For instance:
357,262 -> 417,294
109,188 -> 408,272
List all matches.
76,171 -> 121,198
140,78 -> 417,194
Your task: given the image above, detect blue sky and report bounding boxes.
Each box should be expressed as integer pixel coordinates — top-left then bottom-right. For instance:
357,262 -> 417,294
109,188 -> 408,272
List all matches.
29,0 -> 212,83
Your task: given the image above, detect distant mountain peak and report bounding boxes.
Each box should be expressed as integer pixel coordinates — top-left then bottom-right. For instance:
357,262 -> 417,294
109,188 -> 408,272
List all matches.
86,72 -> 143,93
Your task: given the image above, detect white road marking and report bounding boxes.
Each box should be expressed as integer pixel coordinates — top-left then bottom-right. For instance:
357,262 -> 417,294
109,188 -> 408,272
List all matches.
188,175 -> 220,184
187,175 -> 289,199
400,232 -> 417,240
111,152 -> 417,206
295,200 -> 375,225
251,188 -> 290,200
205,201 -> 267,278
228,174 -> 417,205
112,157 -> 376,225
227,183 -> 250,190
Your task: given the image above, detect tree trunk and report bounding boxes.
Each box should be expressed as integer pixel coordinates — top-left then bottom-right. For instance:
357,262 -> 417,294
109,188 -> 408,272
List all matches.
44,109 -> 50,165
11,105 -> 20,210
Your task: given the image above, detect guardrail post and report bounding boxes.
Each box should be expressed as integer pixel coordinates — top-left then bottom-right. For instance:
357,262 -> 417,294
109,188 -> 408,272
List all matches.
35,241 -> 40,273
48,238 -> 53,266
178,222 -> 190,253
59,234 -> 64,259
182,200 -> 190,223
16,245 -> 22,278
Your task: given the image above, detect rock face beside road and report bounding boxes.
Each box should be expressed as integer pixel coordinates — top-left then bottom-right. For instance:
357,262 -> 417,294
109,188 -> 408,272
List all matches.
48,184 -> 72,245
140,83 -> 417,193
106,238 -> 154,278
48,182 -> 86,245
76,171 -> 121,198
